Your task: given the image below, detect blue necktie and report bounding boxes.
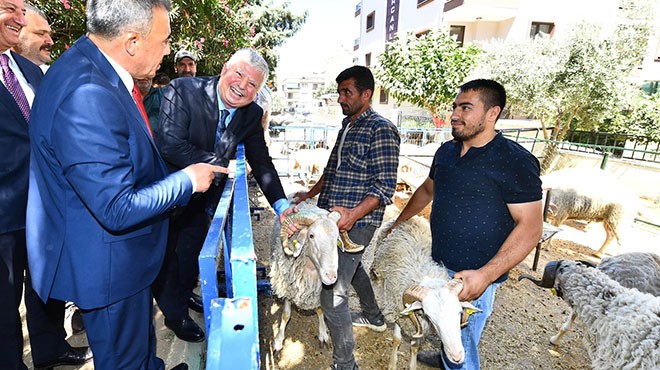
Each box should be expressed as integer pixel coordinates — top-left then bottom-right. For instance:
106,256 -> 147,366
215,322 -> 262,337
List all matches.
214,109 -> 229,151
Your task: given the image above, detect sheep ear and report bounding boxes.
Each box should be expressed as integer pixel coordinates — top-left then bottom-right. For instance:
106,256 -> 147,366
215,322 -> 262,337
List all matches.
401,301 -> 423,315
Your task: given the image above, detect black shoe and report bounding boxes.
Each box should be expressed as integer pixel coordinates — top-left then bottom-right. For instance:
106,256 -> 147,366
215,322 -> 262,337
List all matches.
34,346 -> 93,369
188,293 -> 203,313
350,312 -> 386,332
165,318 -> 205,342
170,363 -> 189,370
416,351 -> 445,369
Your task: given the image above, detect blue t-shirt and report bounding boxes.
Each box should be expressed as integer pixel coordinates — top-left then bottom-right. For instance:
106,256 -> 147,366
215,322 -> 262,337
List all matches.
429,133 -> 541,282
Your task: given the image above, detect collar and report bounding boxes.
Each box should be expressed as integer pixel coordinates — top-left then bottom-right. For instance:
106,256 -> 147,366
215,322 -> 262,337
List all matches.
341,106 -> 374,128
98,49 -> 133,95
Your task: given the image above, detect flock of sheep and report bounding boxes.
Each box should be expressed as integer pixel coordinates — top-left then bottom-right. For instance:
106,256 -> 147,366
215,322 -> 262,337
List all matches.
263,165 -> 658,369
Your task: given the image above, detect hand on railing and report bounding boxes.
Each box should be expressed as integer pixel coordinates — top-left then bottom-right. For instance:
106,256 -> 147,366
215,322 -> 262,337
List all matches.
182,163 -> 229,193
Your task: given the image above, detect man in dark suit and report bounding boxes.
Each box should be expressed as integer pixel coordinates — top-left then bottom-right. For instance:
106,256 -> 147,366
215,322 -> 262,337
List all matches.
154,48 -> 292,341
26,1 -> 225,369
1,1 -> 92,369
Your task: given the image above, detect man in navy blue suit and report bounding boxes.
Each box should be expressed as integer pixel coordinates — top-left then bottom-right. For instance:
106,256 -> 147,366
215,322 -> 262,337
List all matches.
26,1 -> 225,369
0,1 -> 93,369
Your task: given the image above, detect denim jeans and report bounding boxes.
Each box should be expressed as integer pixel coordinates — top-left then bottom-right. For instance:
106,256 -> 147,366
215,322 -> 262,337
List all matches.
443,269 -> 500,370
320,226 -> 380,370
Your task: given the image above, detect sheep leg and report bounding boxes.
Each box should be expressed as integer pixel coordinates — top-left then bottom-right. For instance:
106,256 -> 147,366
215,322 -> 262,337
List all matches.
594,222 -> 617,258
409,338 -> 420,370
388,323 -> 401,370
550,309 -> 577,345
273,299 -> 292,352
316,308 -> 331,348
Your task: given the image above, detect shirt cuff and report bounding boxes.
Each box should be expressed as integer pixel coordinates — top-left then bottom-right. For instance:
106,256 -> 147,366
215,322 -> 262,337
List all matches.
180,168 -> 196,193
273,198 -> 291,217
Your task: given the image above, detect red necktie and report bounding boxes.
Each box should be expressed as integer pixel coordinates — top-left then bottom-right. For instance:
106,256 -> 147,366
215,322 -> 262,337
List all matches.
131,82 -> 153,137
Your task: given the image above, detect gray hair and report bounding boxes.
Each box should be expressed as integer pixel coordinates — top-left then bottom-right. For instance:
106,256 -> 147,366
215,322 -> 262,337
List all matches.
86,0 -> 171,39
25,3 -> 48,22
225,49 -> 269,88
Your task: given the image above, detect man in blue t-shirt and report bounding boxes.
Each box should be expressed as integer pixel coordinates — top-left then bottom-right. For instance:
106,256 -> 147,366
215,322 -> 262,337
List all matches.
390,79 -> 543,369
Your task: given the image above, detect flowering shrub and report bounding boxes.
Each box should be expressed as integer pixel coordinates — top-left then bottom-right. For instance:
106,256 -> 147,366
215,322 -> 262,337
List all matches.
29,0 -> 304,79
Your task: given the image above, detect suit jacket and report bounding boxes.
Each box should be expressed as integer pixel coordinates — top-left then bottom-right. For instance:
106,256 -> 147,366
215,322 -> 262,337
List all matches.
0,51 -> 42,233
26,36 -> 194,309
156,76 -> 286,207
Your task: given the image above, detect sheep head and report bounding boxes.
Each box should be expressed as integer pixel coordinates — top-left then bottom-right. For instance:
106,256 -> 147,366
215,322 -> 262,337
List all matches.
280,209 -> 341,285
519,260 -> 598,299
400,279 -> 479,365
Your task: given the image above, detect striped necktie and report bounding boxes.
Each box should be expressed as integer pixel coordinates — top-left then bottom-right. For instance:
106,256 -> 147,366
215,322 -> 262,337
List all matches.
0,54 -> 30,122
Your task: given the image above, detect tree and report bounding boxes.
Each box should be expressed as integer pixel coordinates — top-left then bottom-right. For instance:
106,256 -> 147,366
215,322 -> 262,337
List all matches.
242,0 -> 307,84
374,29 -> 480,124
474,22 -> 650,172
31,0 -> 306,82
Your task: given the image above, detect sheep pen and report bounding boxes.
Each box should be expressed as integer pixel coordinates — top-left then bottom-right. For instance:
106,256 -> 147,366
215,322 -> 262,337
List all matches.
248,181 -> 658,370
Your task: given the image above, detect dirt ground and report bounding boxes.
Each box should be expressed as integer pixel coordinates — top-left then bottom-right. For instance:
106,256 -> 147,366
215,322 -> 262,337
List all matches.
247,179 -> 660,370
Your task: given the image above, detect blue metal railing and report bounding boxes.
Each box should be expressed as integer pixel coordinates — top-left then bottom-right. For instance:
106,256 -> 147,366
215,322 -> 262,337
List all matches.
198,144 -> 260,370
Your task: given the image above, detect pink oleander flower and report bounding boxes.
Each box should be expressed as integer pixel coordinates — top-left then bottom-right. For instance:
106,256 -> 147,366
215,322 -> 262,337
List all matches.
194,40 -> 202,50
65,44 -> 70,49
61,0 -> 71,9
200,37 -> 205,43
223,38 -> 229,47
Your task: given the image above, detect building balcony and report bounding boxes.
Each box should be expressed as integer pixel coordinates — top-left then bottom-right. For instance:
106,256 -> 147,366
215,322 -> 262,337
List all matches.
443,0 -> 521,23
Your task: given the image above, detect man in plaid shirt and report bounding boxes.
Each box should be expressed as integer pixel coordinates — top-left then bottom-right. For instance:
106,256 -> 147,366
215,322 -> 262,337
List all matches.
295,66 -> 400,370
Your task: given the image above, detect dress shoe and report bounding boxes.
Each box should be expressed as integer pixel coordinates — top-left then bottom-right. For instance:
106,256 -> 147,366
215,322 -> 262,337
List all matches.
188,293 -> 203,313
416,351 -> 445,369
34,346 -> 93,369
170,363 -> 189,370
165,317 -> 205,342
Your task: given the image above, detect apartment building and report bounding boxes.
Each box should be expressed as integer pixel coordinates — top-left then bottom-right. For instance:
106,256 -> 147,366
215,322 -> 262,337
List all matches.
354,0 -> 660,117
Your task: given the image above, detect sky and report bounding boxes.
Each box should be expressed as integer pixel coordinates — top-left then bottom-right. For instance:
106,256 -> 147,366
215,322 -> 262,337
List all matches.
274,0 -> 357,78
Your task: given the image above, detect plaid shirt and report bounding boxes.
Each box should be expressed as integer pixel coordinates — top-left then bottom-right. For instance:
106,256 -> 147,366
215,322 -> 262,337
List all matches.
318,107 -> 400,228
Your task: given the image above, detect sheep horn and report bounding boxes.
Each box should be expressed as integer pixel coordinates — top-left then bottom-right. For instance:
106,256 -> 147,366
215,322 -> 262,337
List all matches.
339,232 -> 364,253
280,210 -> 321,257
518,260 -> 561,288
326,211 -> 365,253
402,285 -> 429,338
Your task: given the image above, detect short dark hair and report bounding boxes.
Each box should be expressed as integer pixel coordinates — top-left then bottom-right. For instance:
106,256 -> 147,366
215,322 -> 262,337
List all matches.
86,0 -> 171,39
153,72 -> 170,86
458,79 -> 506,119
336,65 -> 375,94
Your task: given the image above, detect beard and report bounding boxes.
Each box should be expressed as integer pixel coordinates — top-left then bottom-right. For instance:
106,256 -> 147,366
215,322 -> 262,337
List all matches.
178,71 -> 195,78
452,117 -> 485,141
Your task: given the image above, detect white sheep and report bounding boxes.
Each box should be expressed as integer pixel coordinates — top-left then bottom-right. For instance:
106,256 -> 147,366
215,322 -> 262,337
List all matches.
269,202 -> 361,352
370,216 -> 478,370
547,252 -> 660,346
541,168 -> 638,258
520,259 -> 660,369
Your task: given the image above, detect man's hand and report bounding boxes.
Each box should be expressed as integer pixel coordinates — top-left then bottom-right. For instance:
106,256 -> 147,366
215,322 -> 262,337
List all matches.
279,205 -> 300,238
182,163 -> 229,193
329,206 -> 358,232
453,269 -> 491,301
292,191 -> 310,205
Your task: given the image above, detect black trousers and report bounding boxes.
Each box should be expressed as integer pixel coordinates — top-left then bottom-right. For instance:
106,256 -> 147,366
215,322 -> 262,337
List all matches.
0,230 -> 69,369
152,197 -> 209,320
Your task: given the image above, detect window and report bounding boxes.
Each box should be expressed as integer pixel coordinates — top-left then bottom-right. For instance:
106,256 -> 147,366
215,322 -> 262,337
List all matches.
416,29 -> 430,38
365,53 -> 371,67
379,89 -> 388,104
355,2 -> 361,16
417,0 -> 433,7
366,11 -> 375,32
449,25 -> 465,47
354,37 -> 360,51
530,22 -> 554,38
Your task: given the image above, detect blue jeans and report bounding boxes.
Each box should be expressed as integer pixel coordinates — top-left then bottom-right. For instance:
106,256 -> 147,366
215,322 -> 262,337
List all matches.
443,270 -> 500,370
320,226 -> 380,370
